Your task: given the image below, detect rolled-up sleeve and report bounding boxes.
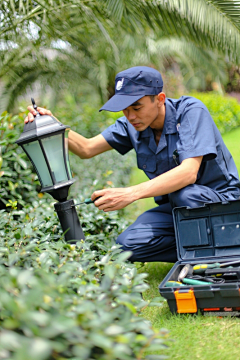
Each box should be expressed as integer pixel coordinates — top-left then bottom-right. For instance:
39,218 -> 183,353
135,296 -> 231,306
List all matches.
177,106 -> 217,163
101,117 -> 133,155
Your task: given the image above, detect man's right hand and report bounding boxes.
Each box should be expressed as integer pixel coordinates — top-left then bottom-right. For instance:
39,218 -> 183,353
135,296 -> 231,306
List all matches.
24,106 -> 54,123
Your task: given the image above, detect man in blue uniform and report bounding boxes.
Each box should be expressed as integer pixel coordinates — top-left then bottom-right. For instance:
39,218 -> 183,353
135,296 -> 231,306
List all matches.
26,66 -> 240,263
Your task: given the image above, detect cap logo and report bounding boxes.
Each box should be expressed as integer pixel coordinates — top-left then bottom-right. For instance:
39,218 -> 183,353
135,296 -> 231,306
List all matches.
116,78 -> 124,91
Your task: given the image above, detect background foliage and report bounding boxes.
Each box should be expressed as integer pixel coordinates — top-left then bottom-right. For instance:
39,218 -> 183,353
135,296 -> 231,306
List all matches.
189,92 -> 240,134
0,202 -> 167,360
0,111 -> 39,209
0,106 -> 167,359
2,1 -> 240,111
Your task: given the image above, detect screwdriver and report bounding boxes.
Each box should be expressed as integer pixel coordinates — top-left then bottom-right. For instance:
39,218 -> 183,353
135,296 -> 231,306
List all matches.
72,197 -> 101,207
193,260 -> 240,274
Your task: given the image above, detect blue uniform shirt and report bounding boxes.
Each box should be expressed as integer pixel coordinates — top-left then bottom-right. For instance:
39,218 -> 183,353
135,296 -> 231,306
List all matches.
101,96 -> 240,205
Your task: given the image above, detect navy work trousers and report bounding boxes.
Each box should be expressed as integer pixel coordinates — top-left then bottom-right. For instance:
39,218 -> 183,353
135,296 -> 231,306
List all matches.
116,184 -> 232,263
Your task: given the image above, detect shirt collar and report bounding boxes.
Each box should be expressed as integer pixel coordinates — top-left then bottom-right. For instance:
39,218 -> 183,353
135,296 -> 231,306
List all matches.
164,98 -> 177,134
139,127 -> 151,138
138,98 -> 177,140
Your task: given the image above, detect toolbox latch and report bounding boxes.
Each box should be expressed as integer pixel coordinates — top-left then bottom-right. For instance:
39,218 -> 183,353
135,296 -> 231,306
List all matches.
174,289 -> 197,313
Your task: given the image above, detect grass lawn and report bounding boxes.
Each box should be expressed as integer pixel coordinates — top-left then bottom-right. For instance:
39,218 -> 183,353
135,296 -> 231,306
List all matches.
128,127 -> 240,359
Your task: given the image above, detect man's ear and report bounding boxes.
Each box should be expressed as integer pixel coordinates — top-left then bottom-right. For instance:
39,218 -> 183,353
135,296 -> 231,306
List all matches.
157,92 -> 166,106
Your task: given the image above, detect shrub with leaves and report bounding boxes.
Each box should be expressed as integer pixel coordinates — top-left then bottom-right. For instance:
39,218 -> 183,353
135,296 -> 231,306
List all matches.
52,96 -> 121,138
0,204 -> 168,360
189,92 -> 240,134
0,106 -> 168,359
0,111 -> 41,210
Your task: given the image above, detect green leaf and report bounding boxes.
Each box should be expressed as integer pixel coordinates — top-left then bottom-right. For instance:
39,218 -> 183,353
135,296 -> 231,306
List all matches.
89,333 -> 112,349
17,156 -> 28,169
115,251 -> 132,263
99,254 -> 110,264
8,253 -> 19,266
27,338 -> 52,360
26,312 -> 50,327
105,325 -> 124,335
120,301 -> 137,314
0,330 -> 21,350
104,264 -> 116,279
148,297 -> 165,307
17,270 -> 34,286
100,275 -> 112,290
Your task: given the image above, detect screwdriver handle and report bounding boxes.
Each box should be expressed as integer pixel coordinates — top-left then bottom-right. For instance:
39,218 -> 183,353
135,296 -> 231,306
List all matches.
84,198 -> 94,204
182,278 -> 212,285
165,281 -> 184,287
84,196 -> 102,204
72,196 -> 101,207
193,263 -> 221,274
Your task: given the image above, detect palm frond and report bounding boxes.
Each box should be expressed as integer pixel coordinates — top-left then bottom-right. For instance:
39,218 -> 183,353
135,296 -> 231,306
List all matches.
156,0 -> 240,60
1,0 -> 240,110
146,36 -> 228,89
2,0 -> 240,60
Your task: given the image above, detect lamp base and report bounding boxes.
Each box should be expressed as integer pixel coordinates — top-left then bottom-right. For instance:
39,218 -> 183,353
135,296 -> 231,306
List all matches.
54,199 -> 85,243
43,179 -> 76,202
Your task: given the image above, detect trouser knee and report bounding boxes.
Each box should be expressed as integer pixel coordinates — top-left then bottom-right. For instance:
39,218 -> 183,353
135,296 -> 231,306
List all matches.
169,187 -> 191,208
116,231 -> 177,263
168,184 -> 220,208
116,232 -> 128,251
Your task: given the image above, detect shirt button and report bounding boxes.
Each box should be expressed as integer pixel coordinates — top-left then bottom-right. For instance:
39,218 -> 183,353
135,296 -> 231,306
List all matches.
143,165 -> 147,169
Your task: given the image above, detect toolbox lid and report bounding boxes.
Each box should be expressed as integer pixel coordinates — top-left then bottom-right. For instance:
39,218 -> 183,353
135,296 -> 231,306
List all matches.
173,199 -> 240,262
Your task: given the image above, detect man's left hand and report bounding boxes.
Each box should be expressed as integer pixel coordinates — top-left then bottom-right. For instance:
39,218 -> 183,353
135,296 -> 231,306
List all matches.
91,187 -> 135,212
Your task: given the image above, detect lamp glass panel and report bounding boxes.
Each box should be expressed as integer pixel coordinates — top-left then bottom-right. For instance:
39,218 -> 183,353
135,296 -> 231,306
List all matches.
41,134 -> 68,183
23,141 -> 53,187
65,130 -> 72,179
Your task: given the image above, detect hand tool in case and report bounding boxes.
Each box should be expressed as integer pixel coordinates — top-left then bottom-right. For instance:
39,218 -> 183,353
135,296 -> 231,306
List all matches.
159,200 -> 240,315
193,260 -> 240,274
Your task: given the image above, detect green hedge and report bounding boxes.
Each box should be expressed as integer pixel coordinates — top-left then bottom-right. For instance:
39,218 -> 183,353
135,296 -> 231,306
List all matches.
189,92 -> 240,134
0,111 -> 41,210
0,109 -> 167,360
0,204 -> 167,360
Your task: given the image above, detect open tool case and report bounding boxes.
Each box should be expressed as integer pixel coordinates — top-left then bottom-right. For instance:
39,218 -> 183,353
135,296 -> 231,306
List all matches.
159,200 -> 240,314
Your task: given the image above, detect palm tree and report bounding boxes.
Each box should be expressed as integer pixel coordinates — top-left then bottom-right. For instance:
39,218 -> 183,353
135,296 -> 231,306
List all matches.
1,0 -> 240,110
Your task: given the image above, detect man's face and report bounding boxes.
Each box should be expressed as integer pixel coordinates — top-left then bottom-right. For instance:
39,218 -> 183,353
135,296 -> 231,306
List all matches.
122,94 -> 165,132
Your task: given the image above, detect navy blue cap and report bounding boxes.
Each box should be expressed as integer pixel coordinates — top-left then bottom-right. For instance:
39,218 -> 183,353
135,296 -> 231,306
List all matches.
99,66 -> 163,112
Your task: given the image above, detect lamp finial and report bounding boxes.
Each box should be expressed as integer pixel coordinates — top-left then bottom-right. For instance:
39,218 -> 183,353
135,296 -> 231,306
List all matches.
31,98 -> 40,117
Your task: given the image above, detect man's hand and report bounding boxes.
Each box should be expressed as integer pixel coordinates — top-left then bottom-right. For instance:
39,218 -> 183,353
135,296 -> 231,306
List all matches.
24,106 -> 55,123
91,187 -> 135,212
91,156 -> 203,212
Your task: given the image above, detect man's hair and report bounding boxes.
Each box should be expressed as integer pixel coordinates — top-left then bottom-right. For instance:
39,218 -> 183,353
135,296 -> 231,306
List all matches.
149,95 -> 156,102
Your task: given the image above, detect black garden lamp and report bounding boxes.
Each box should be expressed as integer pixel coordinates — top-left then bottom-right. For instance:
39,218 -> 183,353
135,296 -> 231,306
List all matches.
16,99 -> 74,202
16,98 -> 85,242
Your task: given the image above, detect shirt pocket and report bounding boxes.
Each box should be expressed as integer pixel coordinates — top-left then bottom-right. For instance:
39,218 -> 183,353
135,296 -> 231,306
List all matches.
137,154 -> 157,179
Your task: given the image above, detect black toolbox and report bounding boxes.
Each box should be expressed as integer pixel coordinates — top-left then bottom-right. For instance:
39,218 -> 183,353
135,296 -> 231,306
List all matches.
159,200 -> 240,315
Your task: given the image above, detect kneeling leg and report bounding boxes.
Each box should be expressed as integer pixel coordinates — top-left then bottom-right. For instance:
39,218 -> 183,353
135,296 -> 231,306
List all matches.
116,203 -> 177,263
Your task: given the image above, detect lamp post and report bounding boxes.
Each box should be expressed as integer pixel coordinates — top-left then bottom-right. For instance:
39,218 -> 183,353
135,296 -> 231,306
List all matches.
16,99 -> 85,243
